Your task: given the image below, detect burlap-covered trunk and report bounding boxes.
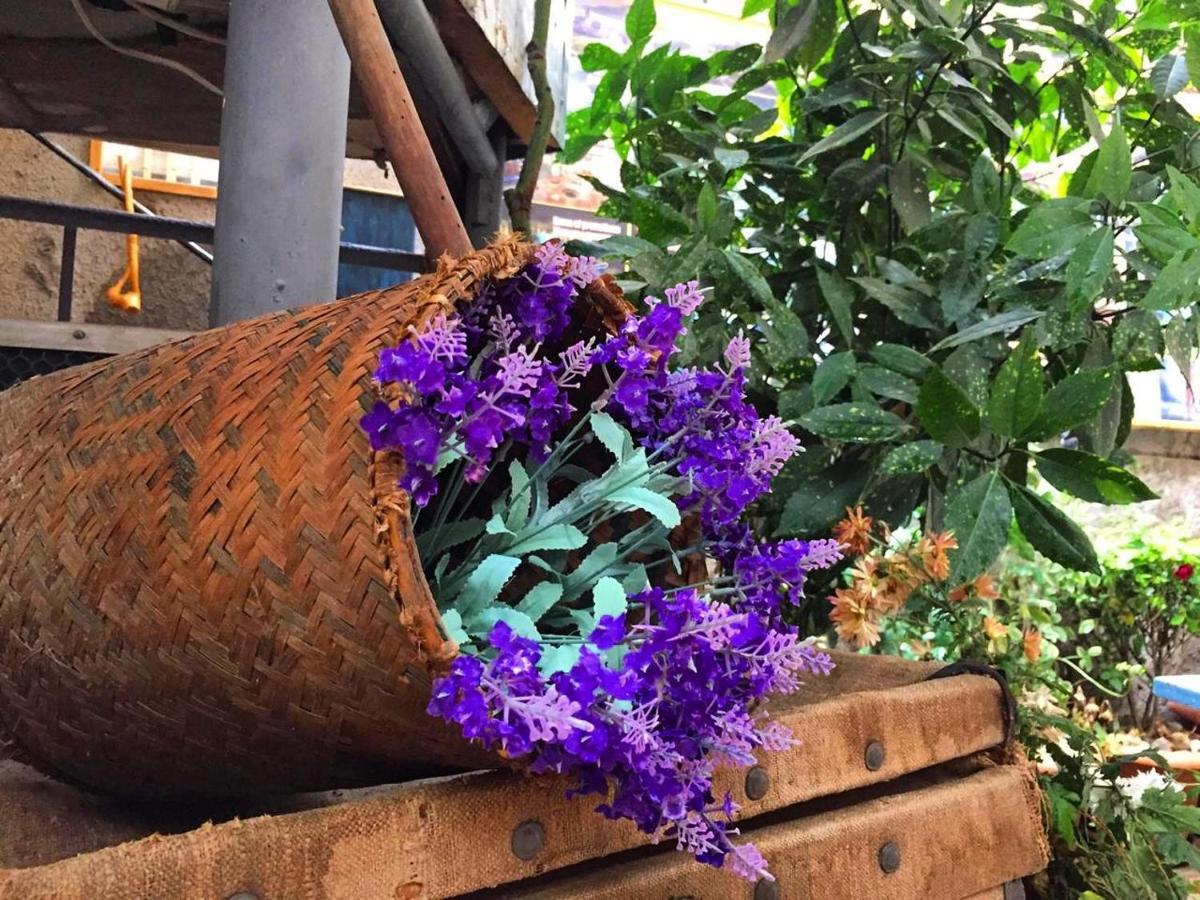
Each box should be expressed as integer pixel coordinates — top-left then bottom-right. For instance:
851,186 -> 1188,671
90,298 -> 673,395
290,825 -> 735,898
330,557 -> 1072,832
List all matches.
0,237 -> 633,799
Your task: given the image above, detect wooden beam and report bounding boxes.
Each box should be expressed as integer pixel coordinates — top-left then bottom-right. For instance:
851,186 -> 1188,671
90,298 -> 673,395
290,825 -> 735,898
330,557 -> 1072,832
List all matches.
0,72 -> 42,132
0,319 -> 191,356
326,0 -> 472,259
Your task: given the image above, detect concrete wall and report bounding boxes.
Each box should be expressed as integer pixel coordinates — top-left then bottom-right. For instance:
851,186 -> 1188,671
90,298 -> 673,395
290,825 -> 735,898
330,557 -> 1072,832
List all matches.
0,130 -> 215,331
1111,426 -> 1200,534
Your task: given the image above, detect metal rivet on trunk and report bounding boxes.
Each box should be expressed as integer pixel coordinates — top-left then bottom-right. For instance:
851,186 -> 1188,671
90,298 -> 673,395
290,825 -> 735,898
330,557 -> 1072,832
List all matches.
864,739 -> 885,771
72,329 -> 86,340
511,819 -> 546,860
753,877 -> 779,900
879,841 -> 901,874
744,765 -> 770,801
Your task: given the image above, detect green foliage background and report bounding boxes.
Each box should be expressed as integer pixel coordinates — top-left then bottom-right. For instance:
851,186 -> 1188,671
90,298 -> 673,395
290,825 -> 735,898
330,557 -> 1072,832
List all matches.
566,0 -> 1200,622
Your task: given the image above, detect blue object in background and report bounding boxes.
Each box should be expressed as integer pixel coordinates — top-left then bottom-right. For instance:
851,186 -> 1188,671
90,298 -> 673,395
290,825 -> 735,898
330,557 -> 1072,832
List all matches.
1153,675 -> 1200,709
337,189 -> 418,297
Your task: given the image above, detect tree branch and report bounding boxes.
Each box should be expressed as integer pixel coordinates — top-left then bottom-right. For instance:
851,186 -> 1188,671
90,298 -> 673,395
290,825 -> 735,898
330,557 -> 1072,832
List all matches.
505,0 -> 555,237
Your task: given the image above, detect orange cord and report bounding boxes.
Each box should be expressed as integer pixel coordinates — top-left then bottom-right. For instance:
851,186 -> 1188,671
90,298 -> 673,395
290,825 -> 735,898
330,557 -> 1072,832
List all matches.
105,158 -> 142,313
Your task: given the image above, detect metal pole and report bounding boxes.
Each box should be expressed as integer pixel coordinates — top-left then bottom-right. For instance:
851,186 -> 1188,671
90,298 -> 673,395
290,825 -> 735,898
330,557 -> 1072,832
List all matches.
210,0 -> 351,326
374,0 -> 498,176
57,226 -> 77,322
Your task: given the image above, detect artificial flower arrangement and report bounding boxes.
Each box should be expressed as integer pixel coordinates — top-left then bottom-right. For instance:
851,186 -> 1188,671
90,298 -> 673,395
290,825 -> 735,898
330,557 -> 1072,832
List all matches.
360,244 -> 841,881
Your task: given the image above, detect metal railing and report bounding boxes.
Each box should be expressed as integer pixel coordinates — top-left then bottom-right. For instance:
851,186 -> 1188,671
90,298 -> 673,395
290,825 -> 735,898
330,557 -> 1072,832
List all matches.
0,194 -> 426,325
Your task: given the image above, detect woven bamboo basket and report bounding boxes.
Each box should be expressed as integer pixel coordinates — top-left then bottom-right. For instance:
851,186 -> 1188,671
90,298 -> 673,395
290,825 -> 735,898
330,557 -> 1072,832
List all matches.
0,237 -> 632,800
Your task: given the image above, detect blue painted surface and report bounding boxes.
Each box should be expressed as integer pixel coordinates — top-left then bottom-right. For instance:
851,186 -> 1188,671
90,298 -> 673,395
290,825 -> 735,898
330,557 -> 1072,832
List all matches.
337,189 -> 418,297
1153,675 -> 1200,709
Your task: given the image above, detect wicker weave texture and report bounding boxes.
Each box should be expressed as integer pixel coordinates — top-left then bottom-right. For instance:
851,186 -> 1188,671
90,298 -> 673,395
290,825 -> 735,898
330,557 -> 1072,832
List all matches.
0,239 -> 546,799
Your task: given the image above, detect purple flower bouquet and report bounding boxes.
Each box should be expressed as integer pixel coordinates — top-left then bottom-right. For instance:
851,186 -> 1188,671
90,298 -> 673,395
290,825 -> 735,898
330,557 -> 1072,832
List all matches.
361,244 -> 841,881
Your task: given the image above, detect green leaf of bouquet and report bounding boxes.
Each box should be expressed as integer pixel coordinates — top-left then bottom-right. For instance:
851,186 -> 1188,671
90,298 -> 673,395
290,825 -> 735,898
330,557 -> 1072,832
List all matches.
506,524 -> 589,557
798,403 -> 909,443
1033,448 -> 1158,505
879,441 -> 943,477
440,609 -> 472,647
812,351 -> 857,405
562,543 -> 621,601
1009,483 -> 1100,573
591,411 -> 631,461
538,644 -> 583,677
506,459 -> 532,531
455,554 -> 521,617
486,513 -> 513,536
592,576 -> 628,621
946,470 -> 1012,583
416,517 -> 485,560
468,607 -> 541,641
622,564 -> 649,595
917,367 -> 980,448
988,328 -> 1043,438
609,485 -> 683,529
798,110 -> 889,164
516,582 -> 565,623
1022,368 -> 1114,440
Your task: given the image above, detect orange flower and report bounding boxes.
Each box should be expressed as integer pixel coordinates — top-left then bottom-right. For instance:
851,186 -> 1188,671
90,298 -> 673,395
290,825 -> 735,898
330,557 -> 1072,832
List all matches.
829,587 -> 881,648
908,639 -> 932,658
832,505 -> 874,556
947,572 -> 1000,604
972,573 -> 1000,601
1023,629 -> 1043,664
982,616 -> 1007,640
916,532 -> 958,582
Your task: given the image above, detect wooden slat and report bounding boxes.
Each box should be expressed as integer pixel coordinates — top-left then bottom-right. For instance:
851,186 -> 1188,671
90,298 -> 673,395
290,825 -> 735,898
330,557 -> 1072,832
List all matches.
0,318 -> 191,356
0,658 -> 1013,899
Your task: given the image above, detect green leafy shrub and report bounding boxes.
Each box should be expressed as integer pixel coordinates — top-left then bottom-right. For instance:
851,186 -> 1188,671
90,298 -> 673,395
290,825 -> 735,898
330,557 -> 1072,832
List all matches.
566,0 -> 1200,619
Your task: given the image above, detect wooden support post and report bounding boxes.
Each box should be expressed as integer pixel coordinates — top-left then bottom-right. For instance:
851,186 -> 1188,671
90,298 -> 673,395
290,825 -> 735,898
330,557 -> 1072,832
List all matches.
326,0 -> 473,259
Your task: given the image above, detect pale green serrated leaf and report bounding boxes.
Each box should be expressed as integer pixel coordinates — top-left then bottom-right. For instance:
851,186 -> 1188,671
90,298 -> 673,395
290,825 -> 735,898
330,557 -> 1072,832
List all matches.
516,582 -> 565,623
592,576 -> 628,620
590,411 -> 630,461
506,524 -> 589,557
609,485 -> 683,529
468,607 -> 541,641
455,554 -> 522,618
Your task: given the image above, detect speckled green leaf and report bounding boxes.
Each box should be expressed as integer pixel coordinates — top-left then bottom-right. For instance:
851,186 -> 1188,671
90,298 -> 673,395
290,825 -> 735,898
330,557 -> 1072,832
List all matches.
879,441 -> 944,476
1034,449 -> 1158,504
946,470 -> 1012,583
1112,309 -> 1165,371
1023,368 -> 1115,440
798,403 -> 909,443
1010,483 -> 1100,573
988,328 -> 1043,438
917,367 -> 981,448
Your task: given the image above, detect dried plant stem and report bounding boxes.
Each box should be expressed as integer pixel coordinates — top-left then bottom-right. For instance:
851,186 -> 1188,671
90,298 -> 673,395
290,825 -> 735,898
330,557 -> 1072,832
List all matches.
505,0 -> 554,236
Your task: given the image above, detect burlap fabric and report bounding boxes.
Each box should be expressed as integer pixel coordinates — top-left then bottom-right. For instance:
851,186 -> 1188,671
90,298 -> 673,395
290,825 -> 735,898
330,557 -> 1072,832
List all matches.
0,654 -> 1047,898
0,237 -> 636,800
